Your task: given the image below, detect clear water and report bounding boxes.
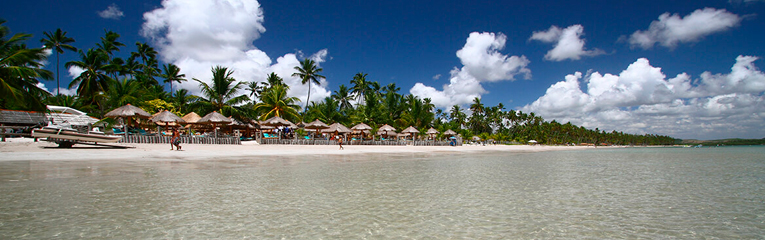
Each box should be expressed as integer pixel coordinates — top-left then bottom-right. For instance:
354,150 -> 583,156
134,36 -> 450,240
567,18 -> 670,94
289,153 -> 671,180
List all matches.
1,147 -> 764,238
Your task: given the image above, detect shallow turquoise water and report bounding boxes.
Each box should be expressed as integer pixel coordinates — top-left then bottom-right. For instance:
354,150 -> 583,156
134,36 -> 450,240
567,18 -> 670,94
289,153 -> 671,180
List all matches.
0,146 -> 763,238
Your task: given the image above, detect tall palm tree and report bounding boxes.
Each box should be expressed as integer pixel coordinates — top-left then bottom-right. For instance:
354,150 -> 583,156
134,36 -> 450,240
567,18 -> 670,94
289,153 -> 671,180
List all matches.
132,42 -> 157,65
40,28 -> 76,96
65,49 -> 113,107
245,81 -> 263,100
96,30 -> 123,57
193,66 -> 249,115
292,58 -> 325,111
333,84 -> 353,111
350,72 -> 370,105
253,84 -> 301,122
161,63 -> 186,95
265,72 -> 285,88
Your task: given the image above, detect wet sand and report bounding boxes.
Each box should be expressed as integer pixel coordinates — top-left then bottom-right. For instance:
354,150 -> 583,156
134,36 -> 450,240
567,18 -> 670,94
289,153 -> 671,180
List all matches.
0,138 -> 597,161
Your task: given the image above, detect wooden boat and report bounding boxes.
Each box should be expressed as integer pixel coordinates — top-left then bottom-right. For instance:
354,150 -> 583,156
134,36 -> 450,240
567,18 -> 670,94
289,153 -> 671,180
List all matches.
32,127 -> 122,147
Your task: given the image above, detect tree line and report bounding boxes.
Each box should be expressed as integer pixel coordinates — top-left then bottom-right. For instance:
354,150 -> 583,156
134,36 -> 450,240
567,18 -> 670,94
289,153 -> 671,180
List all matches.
0,22 -> 677,145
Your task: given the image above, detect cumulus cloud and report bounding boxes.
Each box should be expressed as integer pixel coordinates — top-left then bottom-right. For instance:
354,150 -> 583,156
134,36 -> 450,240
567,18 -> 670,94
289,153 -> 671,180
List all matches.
522,56 -> 765,139
432,74 -> 441,80
98,4 -> 124,20
530,25 -> 604,61
628,8 -> 741,49
141,0 -> 330,107
410,32 -> 530,108
67,65 -> 85,79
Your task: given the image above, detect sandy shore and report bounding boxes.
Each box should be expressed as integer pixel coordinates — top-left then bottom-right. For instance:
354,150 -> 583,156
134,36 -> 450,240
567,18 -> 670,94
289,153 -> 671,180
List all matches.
0,138 -> 599,161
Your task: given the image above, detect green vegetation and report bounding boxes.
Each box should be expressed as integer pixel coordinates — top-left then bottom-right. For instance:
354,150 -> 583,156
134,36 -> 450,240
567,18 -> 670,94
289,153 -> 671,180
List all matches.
1,20 -> 678,145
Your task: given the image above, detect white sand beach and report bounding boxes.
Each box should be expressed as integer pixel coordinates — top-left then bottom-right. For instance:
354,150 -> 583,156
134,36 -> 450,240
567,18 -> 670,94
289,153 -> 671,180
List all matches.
0,138 -> 597,162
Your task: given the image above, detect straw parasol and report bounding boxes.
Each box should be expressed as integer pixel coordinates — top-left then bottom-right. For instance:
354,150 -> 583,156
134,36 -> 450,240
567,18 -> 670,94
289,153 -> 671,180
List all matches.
262,116 -> 295,139
182,112 -> 201,123
150,110 -> 186,129
262,116 -> 293,127
377,124 -> 397,138
401,126 -> 420,141
105,104 -> 151,136
472,135 -> 482,141
322,122 -> 351,139
304,119 -> 329,138
443,129 -> 457,136
198,111 -> 231,137
426,127 -> 439,138
351,123 -> 372,140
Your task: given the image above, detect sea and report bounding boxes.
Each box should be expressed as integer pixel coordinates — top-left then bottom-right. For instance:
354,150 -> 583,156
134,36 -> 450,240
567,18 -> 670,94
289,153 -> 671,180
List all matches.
0,146 -> 763,238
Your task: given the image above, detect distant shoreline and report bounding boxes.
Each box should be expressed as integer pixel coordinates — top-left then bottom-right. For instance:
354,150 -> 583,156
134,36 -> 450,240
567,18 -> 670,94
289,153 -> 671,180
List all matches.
0,138 -> 604,162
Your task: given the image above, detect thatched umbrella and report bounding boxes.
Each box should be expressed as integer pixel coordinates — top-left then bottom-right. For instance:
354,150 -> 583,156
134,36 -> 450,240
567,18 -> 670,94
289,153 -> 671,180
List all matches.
262,116 -> 295,139
322,123 -> 351,139
401,126 -> 420,141
426,127 -> 439,140
198,111 -> 231,137
377,124 -> 397,140
304,119 -> 329,138
150,110 -> 186,132
443,129 -> 457,136
105,104 -> 151,136
351,123 -> 372,140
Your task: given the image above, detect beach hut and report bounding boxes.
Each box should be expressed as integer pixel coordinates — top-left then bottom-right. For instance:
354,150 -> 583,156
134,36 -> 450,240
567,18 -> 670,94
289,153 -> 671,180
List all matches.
262,116 -> 295,139
377,124 -> 397,140
150,110 -> 186,133
105,104 -> 151,136
198,111 -> 231,137
443,129 -> 457,136
322,123 -> 351,140
351,123 -> 372,140
426,127 -> 439,140
401,126 -> 420,141
304,119 -> 329,138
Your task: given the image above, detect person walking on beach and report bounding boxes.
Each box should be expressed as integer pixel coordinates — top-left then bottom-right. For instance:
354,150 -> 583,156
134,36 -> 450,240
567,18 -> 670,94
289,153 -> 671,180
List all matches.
337,135 -> 344,150
171,128 -> 182,151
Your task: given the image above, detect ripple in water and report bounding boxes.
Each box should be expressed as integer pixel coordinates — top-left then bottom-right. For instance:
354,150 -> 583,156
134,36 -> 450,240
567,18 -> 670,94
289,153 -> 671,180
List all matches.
0,147 -> 764,238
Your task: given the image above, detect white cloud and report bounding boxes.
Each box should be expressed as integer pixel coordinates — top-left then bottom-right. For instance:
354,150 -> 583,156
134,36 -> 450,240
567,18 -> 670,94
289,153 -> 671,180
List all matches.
98,3 -> 124,20
530,25 -> 604,61
432,74 -> 441,80
410,32 -> 530,108
67,65 -> 85,79
522,56 -> 765,139
141,0 -> 330,108
628,8 -> 741,49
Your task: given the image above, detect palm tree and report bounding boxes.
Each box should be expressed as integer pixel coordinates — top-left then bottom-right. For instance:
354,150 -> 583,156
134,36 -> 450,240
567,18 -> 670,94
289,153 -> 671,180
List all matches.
96,30 -> 124,57
40,28 -> 76,96
253,84 -> 301,122
65,49 -> 113,107
1,21 -> 53,111
193,66 -> 249,115
265,72 -> 285,88
132,42 -> 157,65
161,63 -> 186,95
350,72 -> 370,105
245,81 -> 262,100
292,58 -> 325,111
171,89 -> 196,114
333,84 -> 353,111
106,78 -> 142,107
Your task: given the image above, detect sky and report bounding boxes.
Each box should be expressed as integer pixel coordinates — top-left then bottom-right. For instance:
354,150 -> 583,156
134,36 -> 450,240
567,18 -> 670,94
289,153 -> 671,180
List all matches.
2,0 -> 764,140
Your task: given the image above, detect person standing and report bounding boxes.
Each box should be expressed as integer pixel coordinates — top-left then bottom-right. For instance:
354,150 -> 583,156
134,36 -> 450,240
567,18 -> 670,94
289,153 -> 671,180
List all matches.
171,128 -> 182,151
337,135 -> 344,150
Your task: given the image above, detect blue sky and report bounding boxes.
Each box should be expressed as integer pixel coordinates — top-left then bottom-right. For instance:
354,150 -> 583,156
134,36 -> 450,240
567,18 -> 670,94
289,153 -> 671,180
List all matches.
2,0 -> 765,139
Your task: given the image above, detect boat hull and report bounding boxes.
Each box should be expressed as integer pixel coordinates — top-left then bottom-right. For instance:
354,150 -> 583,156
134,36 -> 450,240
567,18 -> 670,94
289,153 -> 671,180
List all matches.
32,128 -> 122,143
